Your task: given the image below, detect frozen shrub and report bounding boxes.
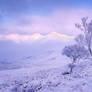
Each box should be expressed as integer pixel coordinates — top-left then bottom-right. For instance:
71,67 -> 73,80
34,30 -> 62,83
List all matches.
62,44 -> 89,63
11,86 -> 18,92
62,44 -> 89,73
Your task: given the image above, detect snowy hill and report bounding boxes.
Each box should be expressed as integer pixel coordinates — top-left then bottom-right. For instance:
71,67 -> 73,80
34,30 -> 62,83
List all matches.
1,32 -> 91,92
0,58 -> 92,92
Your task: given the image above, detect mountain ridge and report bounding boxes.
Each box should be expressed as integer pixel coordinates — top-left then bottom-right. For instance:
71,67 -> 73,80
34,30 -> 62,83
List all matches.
0,32 -> 74,43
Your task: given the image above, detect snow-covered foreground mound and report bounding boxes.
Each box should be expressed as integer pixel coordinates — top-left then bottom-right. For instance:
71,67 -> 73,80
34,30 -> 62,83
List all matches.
0,58 -> 92,92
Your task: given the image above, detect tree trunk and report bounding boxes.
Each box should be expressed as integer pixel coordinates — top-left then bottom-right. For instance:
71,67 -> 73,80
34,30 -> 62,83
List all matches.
69,60 -> 75,74
69,58 -> 76,74
70,67 -> 73,74
88,47 -> 92,56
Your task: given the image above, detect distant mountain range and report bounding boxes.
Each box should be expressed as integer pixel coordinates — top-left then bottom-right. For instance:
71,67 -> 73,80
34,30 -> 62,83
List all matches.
0,32 -> 74,43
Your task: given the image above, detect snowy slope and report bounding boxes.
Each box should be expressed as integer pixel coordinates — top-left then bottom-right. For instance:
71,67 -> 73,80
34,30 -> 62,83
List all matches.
1,32 -> 91,92
0,58 -> 92,92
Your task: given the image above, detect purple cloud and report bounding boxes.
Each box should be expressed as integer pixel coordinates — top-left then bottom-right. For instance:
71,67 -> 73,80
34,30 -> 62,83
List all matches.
0,9 -> 92,36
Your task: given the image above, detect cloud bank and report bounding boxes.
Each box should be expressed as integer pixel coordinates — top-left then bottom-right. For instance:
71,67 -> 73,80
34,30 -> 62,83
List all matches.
0,9 -> 92,36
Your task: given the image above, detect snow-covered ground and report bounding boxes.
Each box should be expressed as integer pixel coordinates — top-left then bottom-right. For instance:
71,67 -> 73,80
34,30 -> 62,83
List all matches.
0,58 -> 92,92
0,33 -> 92,92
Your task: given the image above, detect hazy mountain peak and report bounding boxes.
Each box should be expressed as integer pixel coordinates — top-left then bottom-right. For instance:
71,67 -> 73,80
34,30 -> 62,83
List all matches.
0,32 -> 74,43
47,32 -> 74,39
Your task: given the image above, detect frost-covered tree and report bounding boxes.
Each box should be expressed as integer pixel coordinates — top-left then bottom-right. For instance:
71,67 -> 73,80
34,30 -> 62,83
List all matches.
62,44 -> 89,73
75,34 -> 85,46
75,17 -> 92,56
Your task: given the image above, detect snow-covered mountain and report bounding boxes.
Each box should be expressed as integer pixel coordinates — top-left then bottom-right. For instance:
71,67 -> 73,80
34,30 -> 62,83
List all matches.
0,32 -> 74,43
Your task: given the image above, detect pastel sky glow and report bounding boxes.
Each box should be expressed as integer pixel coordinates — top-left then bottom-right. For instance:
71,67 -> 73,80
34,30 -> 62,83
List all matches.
0,32 -> 75,43
0,0 -> 92,42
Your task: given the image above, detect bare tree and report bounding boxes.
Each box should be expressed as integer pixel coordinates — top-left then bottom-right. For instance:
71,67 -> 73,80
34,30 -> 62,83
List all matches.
75,17 -> 92,56
62,44 -> 89,74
